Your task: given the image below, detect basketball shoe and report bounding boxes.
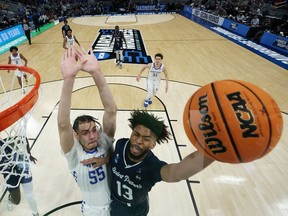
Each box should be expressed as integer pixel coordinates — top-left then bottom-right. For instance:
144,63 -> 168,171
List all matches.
144,100 -> 149,108
7,195 -> 13,211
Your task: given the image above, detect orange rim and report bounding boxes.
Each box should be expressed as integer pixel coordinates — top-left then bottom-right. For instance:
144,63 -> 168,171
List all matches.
0,65 -> 41,131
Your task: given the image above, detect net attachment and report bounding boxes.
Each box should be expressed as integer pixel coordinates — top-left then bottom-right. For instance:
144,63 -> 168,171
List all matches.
0,64 -> 41,188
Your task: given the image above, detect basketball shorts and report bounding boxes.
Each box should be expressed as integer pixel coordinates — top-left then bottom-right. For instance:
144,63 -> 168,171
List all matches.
147,79 -> 160,95
81,201 -> 110,216
15,69 -> 26,78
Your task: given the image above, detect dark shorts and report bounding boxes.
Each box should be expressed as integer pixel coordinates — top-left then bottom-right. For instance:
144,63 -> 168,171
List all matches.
110,197 -> 149,216
3,169 -> 32,191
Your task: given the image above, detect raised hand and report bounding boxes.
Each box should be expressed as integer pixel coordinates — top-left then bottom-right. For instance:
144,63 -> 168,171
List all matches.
60,47 -> 81,79
75,47 -> 101,74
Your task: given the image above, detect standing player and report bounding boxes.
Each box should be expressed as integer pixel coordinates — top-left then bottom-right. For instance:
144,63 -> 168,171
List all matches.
109,25 -> 127,69
136,53 -> 169,108
22,19 -> 31,45
61,19 -> 71,38
58,47 -> 117,216
7,46 -> 28,94
0,138 -> 39,216
63,29 -> 80,49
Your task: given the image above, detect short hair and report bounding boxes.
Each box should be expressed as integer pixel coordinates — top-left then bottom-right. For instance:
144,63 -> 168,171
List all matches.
128,110 -> 171,144
64,19 -> 68,23
67,28 -> 72,32
73,115 -> 101,133
9,46 -> 18,52
155,53 -> 163,59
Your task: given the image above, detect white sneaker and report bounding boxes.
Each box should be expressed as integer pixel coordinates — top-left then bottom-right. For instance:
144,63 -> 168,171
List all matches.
32,212 -> 40,216
119,63 -> 122,69
7,195 -> 14,211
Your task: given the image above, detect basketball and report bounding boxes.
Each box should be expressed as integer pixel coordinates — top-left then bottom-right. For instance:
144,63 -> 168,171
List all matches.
183,80 -> 283,163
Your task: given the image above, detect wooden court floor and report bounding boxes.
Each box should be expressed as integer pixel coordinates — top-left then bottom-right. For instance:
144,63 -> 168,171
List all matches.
0,14 -> 287,216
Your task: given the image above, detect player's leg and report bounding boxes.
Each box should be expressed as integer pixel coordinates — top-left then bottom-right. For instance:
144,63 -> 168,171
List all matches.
144,79 -> 154,107
4,173 -> 21,210
23,72 -> 28,83
119,50 -> 123,69
149,80 -> 160,105
115,50 -> 120,65
21,176 -> 39,216
8,187 -> 21,205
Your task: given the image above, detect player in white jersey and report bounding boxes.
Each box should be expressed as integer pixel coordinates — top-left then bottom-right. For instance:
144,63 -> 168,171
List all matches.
58,47 -> 117,216
136,53 -> 169,108
63,29 -> 80,49
7,46 -> 28,93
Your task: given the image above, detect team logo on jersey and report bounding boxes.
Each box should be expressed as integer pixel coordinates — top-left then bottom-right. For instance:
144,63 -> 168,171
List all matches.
91,29 -> 152,64
114,153 -> 120,164
135,168 -> 142,181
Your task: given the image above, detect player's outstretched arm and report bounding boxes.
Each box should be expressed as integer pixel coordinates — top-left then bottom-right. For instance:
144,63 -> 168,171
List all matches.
75,48 -> 117,139
160,150 -> 214,182
20,54 -> 28,66
163,66 -> 169,93
136,64 -> 150,81
58,47 -> 81,153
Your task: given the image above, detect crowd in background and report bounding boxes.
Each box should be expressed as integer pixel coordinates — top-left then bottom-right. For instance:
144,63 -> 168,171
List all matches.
1,0 -> 287,39
188,0 -> 288,38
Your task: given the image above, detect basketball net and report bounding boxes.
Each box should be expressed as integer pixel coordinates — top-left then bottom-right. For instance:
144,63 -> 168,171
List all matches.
0,65 -> 41,188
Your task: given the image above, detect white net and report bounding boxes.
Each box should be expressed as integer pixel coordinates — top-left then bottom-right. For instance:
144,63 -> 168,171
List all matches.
0,66 -> 40,188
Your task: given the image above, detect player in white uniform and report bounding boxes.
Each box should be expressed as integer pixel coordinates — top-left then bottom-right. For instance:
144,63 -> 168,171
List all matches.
136,53 -> 169,107
58,47 -> 117,216
63,29 -> 80,49
7,46 -> 28,93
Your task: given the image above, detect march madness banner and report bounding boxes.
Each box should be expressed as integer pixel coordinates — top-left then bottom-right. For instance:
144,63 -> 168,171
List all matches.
91,29 -> 152,64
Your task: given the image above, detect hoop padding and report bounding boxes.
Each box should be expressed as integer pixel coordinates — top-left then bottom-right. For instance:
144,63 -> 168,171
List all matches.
0,65 -> 41,131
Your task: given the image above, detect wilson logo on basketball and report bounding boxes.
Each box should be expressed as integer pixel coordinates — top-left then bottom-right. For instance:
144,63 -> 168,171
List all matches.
226,91 -> 259,138
198,93 -> 227,155
183,80 -> 283,163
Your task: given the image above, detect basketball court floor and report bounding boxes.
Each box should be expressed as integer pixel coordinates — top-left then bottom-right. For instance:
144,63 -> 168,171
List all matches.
0,13 -> 287,216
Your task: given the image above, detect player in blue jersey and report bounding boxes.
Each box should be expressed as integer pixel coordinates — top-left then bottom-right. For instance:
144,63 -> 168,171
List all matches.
58,46 -> 117,216
0,138 -> 39,216
108,110 -> 214,216
109,25 -> 127,69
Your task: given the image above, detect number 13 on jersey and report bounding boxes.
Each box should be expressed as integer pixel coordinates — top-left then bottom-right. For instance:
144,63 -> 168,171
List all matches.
116,181 -> 133,200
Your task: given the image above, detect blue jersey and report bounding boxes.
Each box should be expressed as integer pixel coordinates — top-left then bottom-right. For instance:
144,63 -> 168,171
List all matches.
110,138 -> 167,205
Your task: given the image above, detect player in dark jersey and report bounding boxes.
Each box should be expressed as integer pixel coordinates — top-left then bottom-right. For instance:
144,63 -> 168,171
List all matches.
108,110 -> 214,216
109,25 -> 127,69
83,110 -> 215,216
62,19 -> 71,38
0,138 -> 39,216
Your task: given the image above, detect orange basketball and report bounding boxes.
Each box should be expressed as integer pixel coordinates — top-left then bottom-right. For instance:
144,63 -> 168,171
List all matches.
183,80 -> 283,163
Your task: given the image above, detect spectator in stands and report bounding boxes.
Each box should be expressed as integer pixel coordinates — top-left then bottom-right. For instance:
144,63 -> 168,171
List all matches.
2,15 -> 10,26
251,15 -> 260,27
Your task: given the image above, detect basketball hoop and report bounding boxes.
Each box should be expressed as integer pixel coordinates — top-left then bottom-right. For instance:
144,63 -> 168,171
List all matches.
0,64 -> 41,188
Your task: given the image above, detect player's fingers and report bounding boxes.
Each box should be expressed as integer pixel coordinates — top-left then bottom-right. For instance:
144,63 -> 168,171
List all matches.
80,158 -> 97,165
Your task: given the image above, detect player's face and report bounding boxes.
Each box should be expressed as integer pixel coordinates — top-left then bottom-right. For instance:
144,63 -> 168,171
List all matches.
154,57 -> 162,64
67,31 -> 72,36
75,121 -> 99,151
128,125 -> 157,162
11,49 -> 17,55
